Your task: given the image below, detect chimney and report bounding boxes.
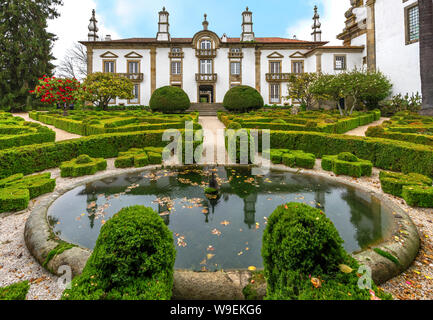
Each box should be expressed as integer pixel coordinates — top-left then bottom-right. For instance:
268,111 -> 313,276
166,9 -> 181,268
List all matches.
311,5 -> 322,42
105,34 -> 112,41
87,9 -> 99,41
156,7 -> 170,41
241,7 -> 255,42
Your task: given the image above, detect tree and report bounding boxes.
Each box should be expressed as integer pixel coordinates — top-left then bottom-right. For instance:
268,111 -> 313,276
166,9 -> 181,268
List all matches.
419,0 -> 433,115
286,73 -> 319,111
79,72 -> 134,110
0,0 -> 63,112
30,76 -> 81,116
57,43 -> 88,80
310,70 -> 391,116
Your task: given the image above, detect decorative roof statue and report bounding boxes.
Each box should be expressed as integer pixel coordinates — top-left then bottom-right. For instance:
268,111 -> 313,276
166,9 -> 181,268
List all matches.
311,5 -> 322,42
88,9 -> 99,41
202,13 -> 209,30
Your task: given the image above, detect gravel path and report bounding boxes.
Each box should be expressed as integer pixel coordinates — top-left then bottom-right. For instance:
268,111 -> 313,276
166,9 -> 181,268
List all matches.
12,112 -> 82,141
345,117 -> 390,137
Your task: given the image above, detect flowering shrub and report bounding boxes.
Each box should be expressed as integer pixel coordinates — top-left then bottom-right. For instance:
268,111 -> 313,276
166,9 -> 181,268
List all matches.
30,76 -> 81,115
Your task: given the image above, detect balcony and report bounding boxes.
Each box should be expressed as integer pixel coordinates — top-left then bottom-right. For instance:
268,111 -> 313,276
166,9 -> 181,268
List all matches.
117,73 -> 144,82
195,73 -> 217,83
228,51 -> 244,59
169,51 -> 184,59
265,73 -> 292,82
195,49 -> 217,58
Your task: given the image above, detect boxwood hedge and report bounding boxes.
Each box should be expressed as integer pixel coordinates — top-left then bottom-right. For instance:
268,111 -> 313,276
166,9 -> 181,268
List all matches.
0,130 -> 198,179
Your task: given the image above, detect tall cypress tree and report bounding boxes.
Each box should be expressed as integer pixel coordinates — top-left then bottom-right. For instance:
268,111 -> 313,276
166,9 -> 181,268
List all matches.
0,0 -> 63,111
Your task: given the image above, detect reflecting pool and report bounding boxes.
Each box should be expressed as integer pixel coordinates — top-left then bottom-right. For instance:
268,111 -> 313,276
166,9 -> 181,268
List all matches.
48,166 -> 394,271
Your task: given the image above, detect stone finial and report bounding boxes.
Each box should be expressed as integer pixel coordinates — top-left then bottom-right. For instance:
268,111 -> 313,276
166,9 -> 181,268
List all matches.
311,5 -> 322,42
88,9 -> 99,41
202,13 -> 209,30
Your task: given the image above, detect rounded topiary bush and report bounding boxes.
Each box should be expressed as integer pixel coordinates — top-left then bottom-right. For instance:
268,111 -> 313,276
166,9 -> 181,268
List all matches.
337,152 -> 358,162
62,206 -> 176,300
261,203 -> 392,300
149,86 -> 190,113
228,121 -> 242,130
223,85 -> 264,113
262,203 -> 347,288
76,154 -> 93,164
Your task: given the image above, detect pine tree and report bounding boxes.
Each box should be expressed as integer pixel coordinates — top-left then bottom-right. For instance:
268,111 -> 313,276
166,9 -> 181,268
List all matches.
0,0 -> 63,111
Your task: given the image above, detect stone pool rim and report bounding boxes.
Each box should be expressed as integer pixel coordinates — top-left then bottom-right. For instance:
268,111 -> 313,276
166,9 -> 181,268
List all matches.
24,163 -> 420,298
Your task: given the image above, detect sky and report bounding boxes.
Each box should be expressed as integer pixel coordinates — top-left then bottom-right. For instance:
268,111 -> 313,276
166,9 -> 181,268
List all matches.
47,0 -> 350,65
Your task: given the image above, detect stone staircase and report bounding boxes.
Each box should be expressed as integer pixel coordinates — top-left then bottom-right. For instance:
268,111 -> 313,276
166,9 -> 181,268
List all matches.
188,103 -> 226,116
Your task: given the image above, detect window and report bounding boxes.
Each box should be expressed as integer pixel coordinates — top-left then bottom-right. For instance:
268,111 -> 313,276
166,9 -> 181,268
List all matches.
128,61 -> 139,74
103,61 -> 115,73
231,48 -> 241,53
230,62 -> 241,75
129,84 -> 139,104
172,47 -> 181,53
334,55 -> 346,70
171,61 -> 181,75
292,61 -> 304,74
270,84 -> 280,104
200,59 -> 212,74
405,4 -> 419,44
269,61 -> 281,74
200,40 -> 212,50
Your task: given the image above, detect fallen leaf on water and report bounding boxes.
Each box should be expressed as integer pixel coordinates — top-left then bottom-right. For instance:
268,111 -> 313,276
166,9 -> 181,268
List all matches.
207,254 -> 215,260
200,259 -> 207,265
211,229 -> 221,236
207,245 -> 215,252
339,264 -> 353,274
220,220 -> 230,226
238,251 -> 244,256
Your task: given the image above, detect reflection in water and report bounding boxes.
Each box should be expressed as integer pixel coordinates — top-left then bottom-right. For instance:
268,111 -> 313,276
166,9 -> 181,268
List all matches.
48,166 -> 394,271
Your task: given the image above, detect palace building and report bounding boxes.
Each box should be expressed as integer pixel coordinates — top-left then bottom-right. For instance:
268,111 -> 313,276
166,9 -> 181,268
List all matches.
80,1 -> 422,106
80,6 -> 365,106
338,0 -> 422,97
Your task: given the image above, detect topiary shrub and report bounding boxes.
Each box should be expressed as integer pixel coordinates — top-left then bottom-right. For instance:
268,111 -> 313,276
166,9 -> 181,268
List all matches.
0,173 -> 55,213
60,155 -> 107,178
262,203 -> 392,300
322,153 -> 372,178
265,149 -> 316,169
223,85 -> 264,113
115,147 -> 163,168
379,171 -> 432,198
228,122 -> 242,130
149,86 -> 190,113
62,206 -> 176,300
402,185 -> 433,208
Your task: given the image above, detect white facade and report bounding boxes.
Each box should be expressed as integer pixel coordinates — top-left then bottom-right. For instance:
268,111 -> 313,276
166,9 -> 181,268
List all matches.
82,7 -> 365,106
339,0 -> 424,96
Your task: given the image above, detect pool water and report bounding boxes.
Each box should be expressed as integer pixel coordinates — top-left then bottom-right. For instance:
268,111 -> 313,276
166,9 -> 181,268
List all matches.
48,166 -> 394,271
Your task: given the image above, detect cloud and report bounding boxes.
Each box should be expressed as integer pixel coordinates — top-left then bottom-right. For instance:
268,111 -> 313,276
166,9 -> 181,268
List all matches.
285,0 -> 348,44
47,0 -> 120,65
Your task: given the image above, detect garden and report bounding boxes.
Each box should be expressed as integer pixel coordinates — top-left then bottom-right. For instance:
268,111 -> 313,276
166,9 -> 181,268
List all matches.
0,68 -> 432,302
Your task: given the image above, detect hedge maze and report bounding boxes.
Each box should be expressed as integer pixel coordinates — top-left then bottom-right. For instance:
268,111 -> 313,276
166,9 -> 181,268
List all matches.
29,110 -> 201,136
0,112 -> 55,150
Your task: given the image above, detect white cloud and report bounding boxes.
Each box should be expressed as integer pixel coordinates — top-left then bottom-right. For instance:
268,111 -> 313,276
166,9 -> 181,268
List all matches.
47,0 -> 120,65
286,0 -> 349,44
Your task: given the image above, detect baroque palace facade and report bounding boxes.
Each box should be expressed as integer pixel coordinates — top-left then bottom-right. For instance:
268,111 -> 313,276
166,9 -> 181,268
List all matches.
80,6 -> 364,106
82,1 -> 423,106
338,0 -> 423,96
